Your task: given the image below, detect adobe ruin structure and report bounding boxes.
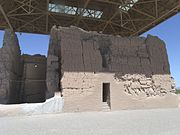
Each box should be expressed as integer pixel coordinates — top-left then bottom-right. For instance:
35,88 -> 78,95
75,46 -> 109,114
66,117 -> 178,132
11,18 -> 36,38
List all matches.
47,26 -> 178,112
0,27 -> 179,113
0,29 -> 47,104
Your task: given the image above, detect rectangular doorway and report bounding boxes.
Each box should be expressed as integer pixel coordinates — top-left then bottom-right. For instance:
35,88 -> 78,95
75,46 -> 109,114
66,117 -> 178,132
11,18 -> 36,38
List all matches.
102,83 -> 111,108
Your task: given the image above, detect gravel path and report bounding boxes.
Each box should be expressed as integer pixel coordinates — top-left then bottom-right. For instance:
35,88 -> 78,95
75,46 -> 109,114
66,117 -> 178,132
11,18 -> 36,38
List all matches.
1,108 -> 180,135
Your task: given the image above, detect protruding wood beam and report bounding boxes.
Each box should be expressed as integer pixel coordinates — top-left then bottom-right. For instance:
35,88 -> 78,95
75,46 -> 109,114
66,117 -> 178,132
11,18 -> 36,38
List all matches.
0,5 -> 13,31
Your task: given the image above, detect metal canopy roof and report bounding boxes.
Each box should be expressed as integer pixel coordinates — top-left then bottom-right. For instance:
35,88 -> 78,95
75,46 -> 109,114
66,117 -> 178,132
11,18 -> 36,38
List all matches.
0,0 -> 179,36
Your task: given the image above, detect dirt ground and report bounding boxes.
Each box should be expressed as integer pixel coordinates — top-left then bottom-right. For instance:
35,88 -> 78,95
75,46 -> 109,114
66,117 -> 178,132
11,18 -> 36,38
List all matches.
1,108 -> 180,135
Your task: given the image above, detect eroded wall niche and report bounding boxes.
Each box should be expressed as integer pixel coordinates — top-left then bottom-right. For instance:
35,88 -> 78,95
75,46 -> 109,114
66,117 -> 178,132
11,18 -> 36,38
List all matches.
48,26 -> 178,112
0,30 -> 47,104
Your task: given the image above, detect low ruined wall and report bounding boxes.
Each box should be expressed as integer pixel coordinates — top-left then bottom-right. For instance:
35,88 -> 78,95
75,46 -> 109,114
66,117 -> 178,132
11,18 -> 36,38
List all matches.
0,30 -> 23,104
49,26 -> 178,112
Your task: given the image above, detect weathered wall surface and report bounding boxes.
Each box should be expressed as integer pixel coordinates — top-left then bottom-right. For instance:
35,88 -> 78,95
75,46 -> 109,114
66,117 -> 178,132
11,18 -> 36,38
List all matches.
46,28 -> 61,99
21,54 -> 47,103
0,30 -> 47,104
49,26 -> 178,112
0,29 -> 23,104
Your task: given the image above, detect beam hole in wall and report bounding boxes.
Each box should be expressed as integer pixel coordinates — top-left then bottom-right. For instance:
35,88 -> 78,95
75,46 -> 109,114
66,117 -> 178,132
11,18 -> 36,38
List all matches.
34,64 -> 38,68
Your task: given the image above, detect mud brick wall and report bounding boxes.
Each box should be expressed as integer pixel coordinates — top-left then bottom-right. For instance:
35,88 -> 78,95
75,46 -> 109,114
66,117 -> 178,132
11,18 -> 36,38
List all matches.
46,28 -> 61,98
0,30 -> 47,104
21,54 -> 47,103
48,26 -> 178,112
0,29 -> 23,104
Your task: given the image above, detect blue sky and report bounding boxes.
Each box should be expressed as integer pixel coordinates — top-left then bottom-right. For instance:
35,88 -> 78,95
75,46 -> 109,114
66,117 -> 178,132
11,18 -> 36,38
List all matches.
0,31 -> 49,55
0,14 -> 180,87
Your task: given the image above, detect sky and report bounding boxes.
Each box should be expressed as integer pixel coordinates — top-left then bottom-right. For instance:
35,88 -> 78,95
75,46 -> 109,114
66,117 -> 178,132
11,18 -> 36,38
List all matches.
0,13 -> 180,87
0,30 -> 49,56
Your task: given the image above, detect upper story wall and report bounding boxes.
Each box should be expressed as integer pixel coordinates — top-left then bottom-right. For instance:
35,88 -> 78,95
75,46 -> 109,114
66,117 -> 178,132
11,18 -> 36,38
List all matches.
50,26 -> 170,75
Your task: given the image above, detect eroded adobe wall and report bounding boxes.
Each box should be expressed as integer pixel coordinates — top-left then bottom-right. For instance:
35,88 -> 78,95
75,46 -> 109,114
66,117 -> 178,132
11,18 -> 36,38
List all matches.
46,28 -> 61,99
21,54 -> 47,103
0,29 -> 23,104
49,26 -> 178,112
0,30 -> 47,104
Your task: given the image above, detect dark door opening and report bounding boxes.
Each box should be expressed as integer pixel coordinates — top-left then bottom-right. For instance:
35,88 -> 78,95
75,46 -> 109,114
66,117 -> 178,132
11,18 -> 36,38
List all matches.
102,83 -> 111,108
